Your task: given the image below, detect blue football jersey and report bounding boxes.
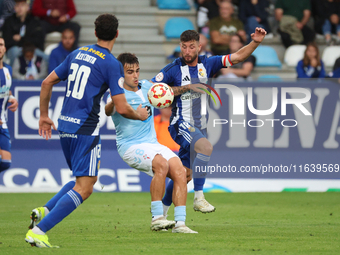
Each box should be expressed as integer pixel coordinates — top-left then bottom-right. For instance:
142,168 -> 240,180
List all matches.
151,55 -> 232,129
0,64 -> 12,130
55,44 -> 124,135
110,80 -> 158,157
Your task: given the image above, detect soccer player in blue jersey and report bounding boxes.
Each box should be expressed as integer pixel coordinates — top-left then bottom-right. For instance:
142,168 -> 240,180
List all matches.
105,53 -> 197,233
152,28 -> 267,214
25,14 -> 149,248
0,37 -> 18,174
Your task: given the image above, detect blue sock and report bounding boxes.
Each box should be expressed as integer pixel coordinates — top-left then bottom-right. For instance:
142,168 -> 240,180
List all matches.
37,189 -> 83,233
151,201 -> 163,218
174,206 -> 186,222
193,153 -> 210,191
45,181 -> 76,211
0,159 -> 11,173
162,180 -> 174,206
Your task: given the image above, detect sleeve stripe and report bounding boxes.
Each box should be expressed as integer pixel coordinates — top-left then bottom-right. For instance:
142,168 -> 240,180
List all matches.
227,54 -> 233,66
222,55 -> 233,67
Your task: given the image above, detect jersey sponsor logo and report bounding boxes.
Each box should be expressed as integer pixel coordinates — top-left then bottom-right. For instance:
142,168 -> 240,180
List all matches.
59,114 -> 81,124
59,133 -> 78,138
180,91 -> 201,101
155,72 -> 164,82
182,75 -> 190,82
78,46 -> 106,59
118,77 -> 124,88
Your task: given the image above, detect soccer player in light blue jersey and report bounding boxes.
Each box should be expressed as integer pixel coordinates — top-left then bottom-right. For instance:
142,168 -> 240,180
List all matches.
25,14 -> 149,248
105,53 -> 197,233
0,37 -> 18,174
152,28 -> 267,214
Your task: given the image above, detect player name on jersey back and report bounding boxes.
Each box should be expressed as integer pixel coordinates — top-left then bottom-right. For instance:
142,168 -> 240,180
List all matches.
75,52 -> 97,65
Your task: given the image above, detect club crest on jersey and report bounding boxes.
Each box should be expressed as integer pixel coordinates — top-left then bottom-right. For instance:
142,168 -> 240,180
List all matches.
155,72 -> 164,82
198,68 -> 206,77
118,77 -> 124,88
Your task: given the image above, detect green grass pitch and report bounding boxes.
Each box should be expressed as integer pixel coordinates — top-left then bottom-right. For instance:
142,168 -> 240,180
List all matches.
0,192 -> 339,255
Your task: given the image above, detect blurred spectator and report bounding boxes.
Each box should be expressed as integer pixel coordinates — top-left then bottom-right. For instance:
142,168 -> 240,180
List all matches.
199,33 -> 213,57
2,0 -> 46,66
31,0 -> 80,47
12,42 -> 47,80
312,0 -> 340,45
218,34 -> 255,80
0,0 -> 15,29
154,107 -> 180,152
238,0 -> 271,42
296,42 -> 325,79
328,55 -> 340,78
48,28 -> 75,73
275,0 -> 315,48
209,1 -> 246,55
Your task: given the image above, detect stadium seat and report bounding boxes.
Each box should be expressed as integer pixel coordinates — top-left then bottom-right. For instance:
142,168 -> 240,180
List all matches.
44,43 -> 59,55
257,74 -> 282,81
284,45 -> 306,67
322,46 -> 340,67
157,0 -> 191,10
251,46 -> 281,67
164,17 -> 195,39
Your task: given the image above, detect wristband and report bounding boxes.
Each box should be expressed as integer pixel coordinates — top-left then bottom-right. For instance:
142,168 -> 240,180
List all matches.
9,95 -> 15,100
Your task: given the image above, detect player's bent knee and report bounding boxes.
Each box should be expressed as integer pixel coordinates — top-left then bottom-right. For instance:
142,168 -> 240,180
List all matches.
152,155 -> 169,177
0,160 -> 11,173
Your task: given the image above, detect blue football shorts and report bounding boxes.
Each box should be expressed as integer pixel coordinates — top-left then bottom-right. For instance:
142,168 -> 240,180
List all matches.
59,132 -> 101,177
168,120 -> 207,168
0,128 -> 11,152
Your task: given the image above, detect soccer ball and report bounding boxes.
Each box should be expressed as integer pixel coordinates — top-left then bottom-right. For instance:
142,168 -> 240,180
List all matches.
147,83 -> 174,109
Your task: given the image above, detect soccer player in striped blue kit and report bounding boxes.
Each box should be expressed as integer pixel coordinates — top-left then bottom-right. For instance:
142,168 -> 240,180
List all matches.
0,37 -> 18,174
152,28 -> 267,214
25,14 -> 148,248
105,53 -> 197,233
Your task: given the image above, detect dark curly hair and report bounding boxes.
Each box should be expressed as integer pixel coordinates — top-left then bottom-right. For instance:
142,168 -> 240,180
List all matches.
94,14 -> 119,41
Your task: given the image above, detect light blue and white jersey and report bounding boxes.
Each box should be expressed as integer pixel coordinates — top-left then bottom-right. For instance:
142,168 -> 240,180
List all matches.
151,55 -> 232,129
0,64 -> 12,129
110,80 -> 158,157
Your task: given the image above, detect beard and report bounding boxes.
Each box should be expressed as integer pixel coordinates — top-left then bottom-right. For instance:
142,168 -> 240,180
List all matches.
183,53 -> 198,64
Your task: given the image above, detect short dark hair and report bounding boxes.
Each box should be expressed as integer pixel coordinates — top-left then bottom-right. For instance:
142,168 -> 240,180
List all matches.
231,34 -> 244,44
180,30 -> 200,42
23,42 -> 35,53
94,14 -> 119,41
117,53 -> 139,67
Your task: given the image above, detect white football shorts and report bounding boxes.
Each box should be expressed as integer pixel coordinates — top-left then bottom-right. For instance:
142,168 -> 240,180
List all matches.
122,143 -> 178,177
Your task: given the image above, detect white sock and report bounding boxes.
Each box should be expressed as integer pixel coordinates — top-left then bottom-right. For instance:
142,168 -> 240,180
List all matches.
152,215 -> 163,221
163,204 -> 170,216
44,206 -> 49,215
175,221 -> 185,227
194,190 -> 204,199
32,226 -> 45,235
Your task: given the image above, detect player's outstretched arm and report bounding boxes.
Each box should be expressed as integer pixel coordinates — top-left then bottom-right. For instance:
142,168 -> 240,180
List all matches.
39,71 -> 60,140
230,27 -> 267,65
112,93 -> 149,120
7,91 -> 18,112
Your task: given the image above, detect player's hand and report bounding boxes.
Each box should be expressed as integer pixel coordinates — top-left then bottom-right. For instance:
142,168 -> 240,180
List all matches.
8,97 -> 18,112
251,27 -> 267,43
0,119 -> 3,125
136,104 -> 148,121
39,116 -> 56,140
190,83 -> 207,94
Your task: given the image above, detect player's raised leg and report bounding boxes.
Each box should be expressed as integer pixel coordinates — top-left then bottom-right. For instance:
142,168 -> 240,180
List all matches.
150,155 -> 176,231
192,137 -> 215,213
28,180 -> 76,229
167,157 -> 197,233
